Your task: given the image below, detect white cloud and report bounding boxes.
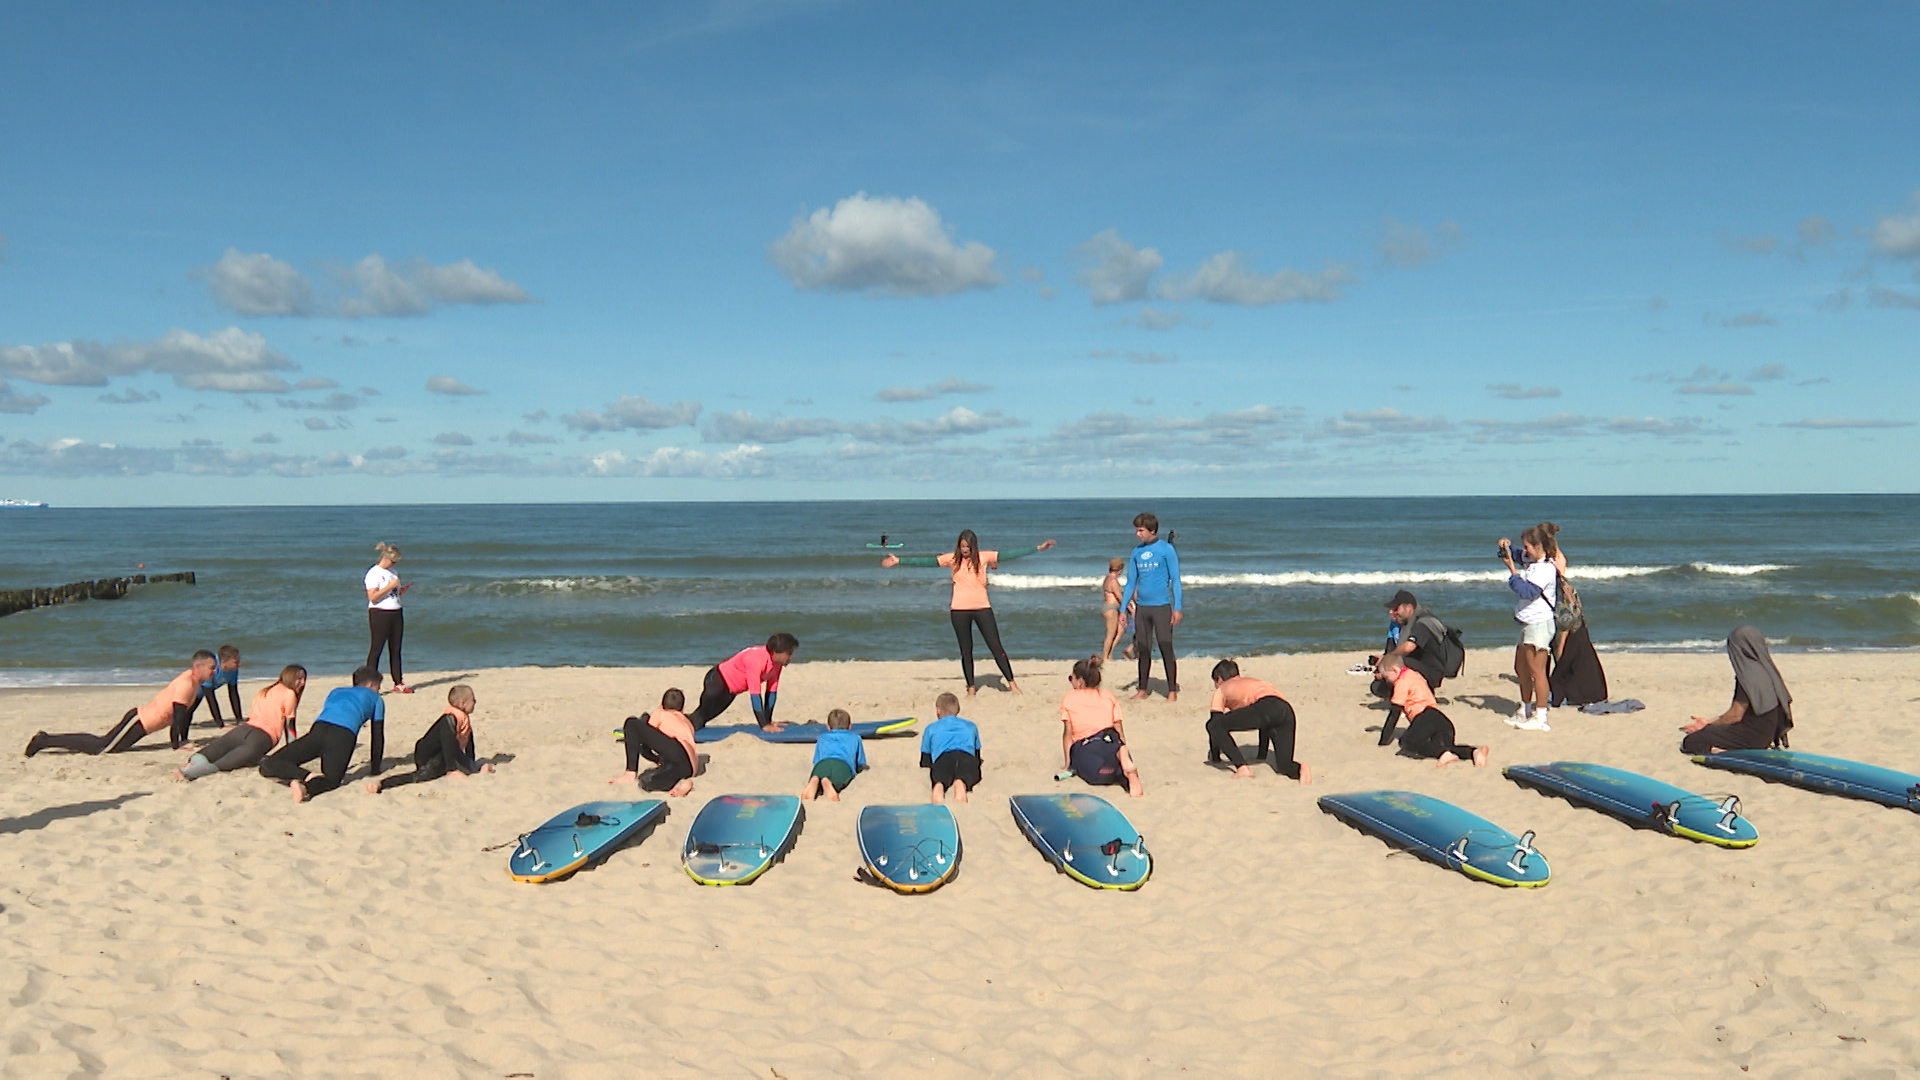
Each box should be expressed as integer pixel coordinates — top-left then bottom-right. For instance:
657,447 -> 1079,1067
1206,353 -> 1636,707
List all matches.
705,411 -> 845,443
1748,364 -> 1792,381
278,391 -> 363,411
252,432 -> 280,444
364,445 -> 409,460
1319,407 -> 1450,437
1870,194 -> 1920,257
303,417 -> 336,431
767,192 -> 1000,297
426,375 -> 485,396
1676,383 -> 1754,396
1378,219 -> 1462,267
198,250 -> 533,318
1125,307 -> 1201,331
1798,216 -> 1834,247
98,388 -> 161,405
200,249 -> 319,316
506,430 -> 558,445
874,376 -> 992,403
1868,288 -> 1920,309
562,395 -> 702,433
0,379 -> 50,414
294,377 -> 338,390
584,444 -> 767,478
1780,418 -> 1913,430
0,327 -> 295,392
846,406 -> 1022,444
433,432 -> 474,446
1156,252 -> 1352,306
1605,416 -> 1704,437
1073,229 -> 1162,305
1488,383 -> 1561,400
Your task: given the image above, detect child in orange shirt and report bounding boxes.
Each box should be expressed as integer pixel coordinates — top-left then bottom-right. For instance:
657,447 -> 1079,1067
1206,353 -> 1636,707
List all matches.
610,688 -> 698,796
26,651 -> 217,756
1058,657 -> 1143,797
1378,654 -> 1487,767
368,684 -> 493,792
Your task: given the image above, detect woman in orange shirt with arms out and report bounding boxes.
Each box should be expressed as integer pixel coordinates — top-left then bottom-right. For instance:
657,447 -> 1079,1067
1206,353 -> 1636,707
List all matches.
882,528 -> 1056,697
25,651 -> 217,757
174,665 -> 306,781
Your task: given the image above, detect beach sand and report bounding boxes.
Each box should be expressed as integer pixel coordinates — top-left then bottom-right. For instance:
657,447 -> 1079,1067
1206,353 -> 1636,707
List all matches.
3,648 -> 1919,1078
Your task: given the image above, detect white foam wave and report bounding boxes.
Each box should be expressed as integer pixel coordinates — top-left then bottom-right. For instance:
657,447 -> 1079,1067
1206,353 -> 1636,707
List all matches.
1686,562 -> 1791,576
446,575 -> 656,595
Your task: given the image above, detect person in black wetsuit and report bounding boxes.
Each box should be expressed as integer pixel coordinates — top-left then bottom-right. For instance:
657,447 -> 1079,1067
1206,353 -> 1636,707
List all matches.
366,684 -> 492,792
1680,626 -> 1793,754
609,687 -> 699,796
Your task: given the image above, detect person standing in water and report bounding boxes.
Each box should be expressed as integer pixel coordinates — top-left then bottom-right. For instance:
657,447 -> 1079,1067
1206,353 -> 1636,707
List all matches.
881,529 -> 1057,697
364,542 -> 410,694
1121,512 -> 1182,701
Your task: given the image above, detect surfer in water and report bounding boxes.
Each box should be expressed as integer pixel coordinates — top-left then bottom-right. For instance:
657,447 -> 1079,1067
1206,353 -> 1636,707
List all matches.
880,529 -> 1057,696
1058,656 -> 1144,797
1205,660 -> 1311,782
367,684 -> 493,792
609,687 -> 698,796
1680,626 -> 1794,753
687,634 -> 796,732
175,665 -> 305,781
25,651 -> 218,757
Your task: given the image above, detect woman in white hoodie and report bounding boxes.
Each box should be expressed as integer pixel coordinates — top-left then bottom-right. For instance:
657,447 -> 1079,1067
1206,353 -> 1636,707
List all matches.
1499,525 -> 1558,731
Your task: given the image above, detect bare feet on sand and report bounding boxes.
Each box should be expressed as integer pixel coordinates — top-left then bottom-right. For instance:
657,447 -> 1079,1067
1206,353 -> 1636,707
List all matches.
668,778 -> 692,797
170,768 -> 188,782
364,779 -> 383,793
1129,690 -> 1152,701
607,770 -> 638,785
1231,765 -> 1254,779
1436,752 -> 1460,767
1297,762 -> 1313,785
289,780 -> 308,803
1472,746 -> 1490,767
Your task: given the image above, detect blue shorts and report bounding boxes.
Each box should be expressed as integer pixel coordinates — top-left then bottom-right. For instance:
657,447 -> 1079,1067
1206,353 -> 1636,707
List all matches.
1069,730 -> 1125,785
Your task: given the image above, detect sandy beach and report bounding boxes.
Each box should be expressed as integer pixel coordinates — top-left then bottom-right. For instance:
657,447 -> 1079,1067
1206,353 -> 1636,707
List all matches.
4,648 -> 1918,1078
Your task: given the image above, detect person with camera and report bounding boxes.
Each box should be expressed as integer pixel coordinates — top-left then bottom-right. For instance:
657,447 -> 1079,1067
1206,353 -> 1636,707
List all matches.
1500,526 -> 1559,731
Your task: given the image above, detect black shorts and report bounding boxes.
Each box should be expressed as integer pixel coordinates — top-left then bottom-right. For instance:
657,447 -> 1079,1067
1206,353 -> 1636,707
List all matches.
928,749 -> 981,788
1069,730 -> 1125,785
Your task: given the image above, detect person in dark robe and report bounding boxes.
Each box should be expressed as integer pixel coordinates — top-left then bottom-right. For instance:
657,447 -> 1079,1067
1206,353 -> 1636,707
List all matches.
1679,626 -> 1793,754
1548,622 -> 1609,707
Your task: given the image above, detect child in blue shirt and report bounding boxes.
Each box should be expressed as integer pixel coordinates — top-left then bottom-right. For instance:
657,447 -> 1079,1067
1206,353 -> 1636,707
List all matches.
920,691 -> 982,803
801,709 -> 866,802
189,644 -> 244,729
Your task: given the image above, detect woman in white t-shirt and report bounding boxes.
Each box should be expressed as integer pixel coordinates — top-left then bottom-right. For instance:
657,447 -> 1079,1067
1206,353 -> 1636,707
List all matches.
364,542 -> 411,694
1498,526 -> 1558,731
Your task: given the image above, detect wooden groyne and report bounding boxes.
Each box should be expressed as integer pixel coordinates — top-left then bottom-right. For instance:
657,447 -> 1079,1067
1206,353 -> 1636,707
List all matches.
0,572 -> 196,618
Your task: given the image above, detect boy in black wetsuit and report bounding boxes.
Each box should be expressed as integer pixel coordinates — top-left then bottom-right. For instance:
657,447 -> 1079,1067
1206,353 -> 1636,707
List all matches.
366,684 -> 492,792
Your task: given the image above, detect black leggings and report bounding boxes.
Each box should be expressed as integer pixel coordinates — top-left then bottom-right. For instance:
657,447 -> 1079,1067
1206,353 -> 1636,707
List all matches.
1401,708 -> 1475,760
380,715 -> 472,788
1134,604 -> 1178,691
623,713 -> 695,791
687,667 -> 736,730
260,722 -> 360,797
188,682 -> 244,727
367,608 -> 404,684
32,705 -> 187,755
1207,697 -> 1300,777
950,608 -> 1015,688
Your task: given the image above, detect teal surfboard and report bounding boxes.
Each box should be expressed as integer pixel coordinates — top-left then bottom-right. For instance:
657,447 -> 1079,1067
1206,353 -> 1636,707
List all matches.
507,800 -> 669,883
1008,793 -> 1150,891
692,718 -> 916,744
1318,790 -> 1550,888
1693,750 -> 1920,812
1505,761 -> 1758,848
856,804 -> 961,894
682,794 -> 804,886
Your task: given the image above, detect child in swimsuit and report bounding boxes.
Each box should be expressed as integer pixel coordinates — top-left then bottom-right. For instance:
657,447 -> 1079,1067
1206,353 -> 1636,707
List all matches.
609,687 -> 698,796
921,691 -> 982,803
175,664 -> 305,781
1058,656 -> 1143,797
1101,557 -> 1126,660
802,709 -> 866,802
367,684 -> 494,792
26,651 -> 218,756
1377,655 -> 1487,767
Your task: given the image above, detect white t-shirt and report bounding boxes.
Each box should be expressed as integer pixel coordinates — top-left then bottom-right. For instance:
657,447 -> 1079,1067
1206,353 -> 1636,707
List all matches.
365,565 -> 402,610
1513,560 -> 1557,624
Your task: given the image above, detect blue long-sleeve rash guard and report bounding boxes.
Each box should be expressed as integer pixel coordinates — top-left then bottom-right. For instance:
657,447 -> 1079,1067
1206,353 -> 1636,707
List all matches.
1121,539 -> 1182,611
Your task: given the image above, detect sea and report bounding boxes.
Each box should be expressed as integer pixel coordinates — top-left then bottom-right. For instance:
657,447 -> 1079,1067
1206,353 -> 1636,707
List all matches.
1,496 -> 1915,687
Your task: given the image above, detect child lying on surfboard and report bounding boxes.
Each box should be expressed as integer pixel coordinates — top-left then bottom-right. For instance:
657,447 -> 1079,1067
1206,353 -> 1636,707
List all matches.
802,709 -> 866,802
1376,655 -> 1487,768
922,692 -> 982,803
366,684 -> 493,793
608,687 -> 698,796
1059,657 -> 1144,797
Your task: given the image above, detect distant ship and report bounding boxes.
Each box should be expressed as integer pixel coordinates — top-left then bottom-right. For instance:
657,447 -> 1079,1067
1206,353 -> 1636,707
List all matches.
0,499 -> 49,508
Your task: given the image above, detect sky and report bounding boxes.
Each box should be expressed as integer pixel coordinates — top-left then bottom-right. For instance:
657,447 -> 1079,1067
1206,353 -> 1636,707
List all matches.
2,2 -> 1918,505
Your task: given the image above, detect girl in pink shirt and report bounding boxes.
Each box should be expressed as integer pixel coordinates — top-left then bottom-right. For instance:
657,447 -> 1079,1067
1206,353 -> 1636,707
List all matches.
687,633 -> 798,731
1057,657 -> 1143,797
26,651 -> 218,757
881,528 -> 1056,697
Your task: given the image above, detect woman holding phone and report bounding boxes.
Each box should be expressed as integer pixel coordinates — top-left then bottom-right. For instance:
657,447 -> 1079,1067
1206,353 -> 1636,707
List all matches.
365,541 -> 411,694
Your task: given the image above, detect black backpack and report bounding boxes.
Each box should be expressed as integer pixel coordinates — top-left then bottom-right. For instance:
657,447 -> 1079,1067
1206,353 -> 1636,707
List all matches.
1416,614 -> 1467,679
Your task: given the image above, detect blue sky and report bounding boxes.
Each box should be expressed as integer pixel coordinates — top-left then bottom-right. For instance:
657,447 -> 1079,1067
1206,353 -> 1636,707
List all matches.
2,2 -> 1917,505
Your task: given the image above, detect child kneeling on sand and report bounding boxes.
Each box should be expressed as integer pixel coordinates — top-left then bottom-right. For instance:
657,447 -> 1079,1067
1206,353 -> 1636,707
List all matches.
1059,657 -> 1143,797
802,709 -> 865,802
1377,654 -> 1487,767
921,692 -> 982,803
367,684 -> 493,792
608,688 -> 699,797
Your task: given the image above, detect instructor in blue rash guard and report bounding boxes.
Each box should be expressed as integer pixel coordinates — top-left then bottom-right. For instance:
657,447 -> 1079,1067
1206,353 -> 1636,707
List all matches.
1121,511 -> 1183,701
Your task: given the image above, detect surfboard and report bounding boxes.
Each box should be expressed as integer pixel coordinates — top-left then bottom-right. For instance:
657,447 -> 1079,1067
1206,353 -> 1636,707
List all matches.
1693,750 -> 1920,812
1008,793 -> 1150,891
866,543 -> 905,549
1504,761 -> 1758,848
1317,790 -> 1550,888
507,799 -> 668,883
692,717 -> 917,744
856,804 -> 961,894
682,794 -> 804,886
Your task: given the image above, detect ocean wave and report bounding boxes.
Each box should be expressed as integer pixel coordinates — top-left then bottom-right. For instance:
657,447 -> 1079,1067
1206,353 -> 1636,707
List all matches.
442,576 -> 660,596
992,562 -> 1790,590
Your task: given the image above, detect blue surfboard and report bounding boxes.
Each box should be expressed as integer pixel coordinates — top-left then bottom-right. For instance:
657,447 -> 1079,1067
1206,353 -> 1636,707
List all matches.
1505,761 -> 1758,848
1693,750 -> 1920,812
1008,793 -> 1150,891
856,804 -> 961,894
507,799 -> 669,883
692,718 -> 917,745
1318,790 -> 1550,888
682,794 -> 805,886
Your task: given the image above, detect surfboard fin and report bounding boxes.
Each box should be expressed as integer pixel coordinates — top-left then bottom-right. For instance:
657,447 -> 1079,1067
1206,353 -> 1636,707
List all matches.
1715,794 -> 1742,833
1505,830 -> 1539,874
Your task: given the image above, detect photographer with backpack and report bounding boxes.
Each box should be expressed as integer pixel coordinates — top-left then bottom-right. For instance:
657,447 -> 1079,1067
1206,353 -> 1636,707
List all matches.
1372,590 -> 1464,698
